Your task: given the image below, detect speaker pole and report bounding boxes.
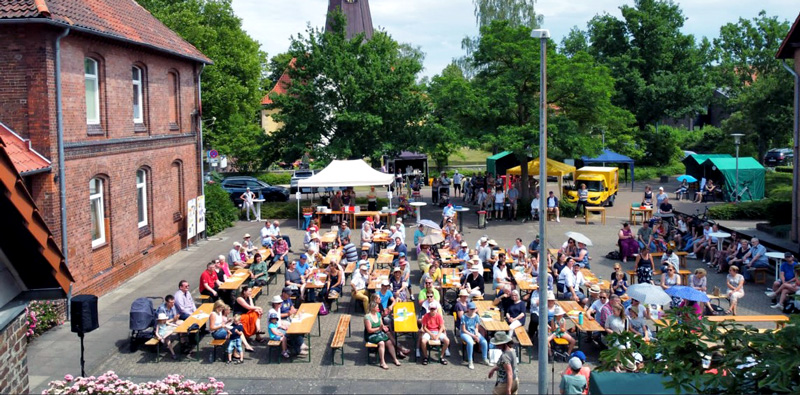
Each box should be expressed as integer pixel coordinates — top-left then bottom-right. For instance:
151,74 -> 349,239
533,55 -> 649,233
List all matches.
79,332 -> 86,378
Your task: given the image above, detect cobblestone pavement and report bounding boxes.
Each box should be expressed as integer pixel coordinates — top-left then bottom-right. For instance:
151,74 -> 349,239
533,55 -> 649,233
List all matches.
28,181 -> 788,393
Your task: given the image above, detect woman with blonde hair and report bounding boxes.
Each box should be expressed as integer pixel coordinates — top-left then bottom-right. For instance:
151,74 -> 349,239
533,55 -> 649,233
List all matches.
726,266 -> 745,315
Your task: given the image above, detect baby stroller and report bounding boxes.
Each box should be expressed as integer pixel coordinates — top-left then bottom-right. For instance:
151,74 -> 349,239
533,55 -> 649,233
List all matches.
438,187 -> 450,207
129,296 -> 162,352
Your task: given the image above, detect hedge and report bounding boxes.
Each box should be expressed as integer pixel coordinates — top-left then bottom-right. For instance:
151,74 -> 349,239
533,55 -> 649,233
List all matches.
634,162 -> 686,182
205,183 -> 238,235
708,198 -> 791,225
256,172 -> 291,186
237,197 -> 394,220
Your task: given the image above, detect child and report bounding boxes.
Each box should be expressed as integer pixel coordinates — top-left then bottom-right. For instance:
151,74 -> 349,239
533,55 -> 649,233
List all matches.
547,306 -> 575,355
612,271 -> 628,297
268,312 -> 291,359
227,314 -> 244,364
155,313 -> 177,360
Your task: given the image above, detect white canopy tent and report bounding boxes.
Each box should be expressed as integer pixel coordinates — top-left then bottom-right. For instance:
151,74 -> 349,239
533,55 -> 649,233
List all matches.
298,159 -> 394,187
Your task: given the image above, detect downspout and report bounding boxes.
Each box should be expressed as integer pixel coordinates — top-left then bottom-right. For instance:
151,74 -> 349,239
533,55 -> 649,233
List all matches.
782,60 -> 799,244
55,27 -> 71,311
197,64 -> 206,241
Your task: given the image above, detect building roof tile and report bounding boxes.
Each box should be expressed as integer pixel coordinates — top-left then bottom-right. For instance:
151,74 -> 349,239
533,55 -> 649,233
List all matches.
0,121 -> 51,175
261,58 -> 296,105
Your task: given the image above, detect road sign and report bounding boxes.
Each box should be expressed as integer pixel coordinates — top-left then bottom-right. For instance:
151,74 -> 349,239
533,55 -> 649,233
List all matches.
208,149 -> 218,159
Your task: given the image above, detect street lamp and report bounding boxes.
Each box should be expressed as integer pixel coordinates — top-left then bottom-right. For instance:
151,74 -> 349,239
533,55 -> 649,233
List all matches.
531,27 -> 549,395
731,133 -> 744,201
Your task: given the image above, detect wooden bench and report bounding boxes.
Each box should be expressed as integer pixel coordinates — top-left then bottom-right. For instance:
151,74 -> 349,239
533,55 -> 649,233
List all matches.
514,326 -> 533,364
328,291 -> 340,312
365,341 -> 378,365
199,294 -> 211,302
251,286 -> 262,300
209,338 -> 227,363
267,261 -> 283,285
752,268 -> 768,284
585,207 -> 606,225
707,314 -> 789,329
650,251 -> 688,269
330,314 -> 351,365
344,262 -> 356,278
266,340 -> 283,364
144,338 -> 161,363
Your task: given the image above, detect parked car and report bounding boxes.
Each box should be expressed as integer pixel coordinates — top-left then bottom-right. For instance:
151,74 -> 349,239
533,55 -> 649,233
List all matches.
290,170 -> 318,194
764,148 -> 793,167
221,176 -> 289,205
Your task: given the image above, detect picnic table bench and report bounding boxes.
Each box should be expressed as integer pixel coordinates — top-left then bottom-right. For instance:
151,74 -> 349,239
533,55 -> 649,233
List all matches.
173,302 -> 214,356
330,314 -> 351,365
287,303 -> 323,363
514,326 -> 533,364
707,314 -> 789,329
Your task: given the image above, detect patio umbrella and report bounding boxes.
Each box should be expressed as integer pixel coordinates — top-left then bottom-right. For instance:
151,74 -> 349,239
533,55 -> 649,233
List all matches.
420,231 -> 444,245
564,231 -> 593,246
626,283 -> 672,305
417,219 -> 441,230
664,285 -> 710,302
676,175 -> 697,183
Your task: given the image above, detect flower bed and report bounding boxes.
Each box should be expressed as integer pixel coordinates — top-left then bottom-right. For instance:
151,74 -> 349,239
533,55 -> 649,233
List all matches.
26,300 -> 64,339
43,372 -> 226,395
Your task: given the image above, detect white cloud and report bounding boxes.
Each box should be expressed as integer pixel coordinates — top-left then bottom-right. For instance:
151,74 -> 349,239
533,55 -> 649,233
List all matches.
233,0 -> 799,78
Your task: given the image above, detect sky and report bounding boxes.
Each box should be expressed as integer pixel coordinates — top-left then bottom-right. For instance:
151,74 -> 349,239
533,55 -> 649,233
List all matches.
233,0 -> 799,78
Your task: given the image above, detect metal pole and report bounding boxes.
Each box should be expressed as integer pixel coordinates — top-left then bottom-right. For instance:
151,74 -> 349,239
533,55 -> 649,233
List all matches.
532,29 -> 550,395
735,144 -> 739,201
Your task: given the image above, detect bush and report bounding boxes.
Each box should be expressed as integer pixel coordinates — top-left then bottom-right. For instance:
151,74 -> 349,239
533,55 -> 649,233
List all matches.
775,166 -> 793,173
205,183 -> 238,235
708,198 -> 791,225
257,172 -> 291,185
44,372 -> 225,395
634,162 -> 686,181
26,300 -> 64,338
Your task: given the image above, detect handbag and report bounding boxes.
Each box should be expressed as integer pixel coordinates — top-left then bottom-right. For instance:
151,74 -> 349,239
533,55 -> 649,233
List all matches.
319,303 -> 329,316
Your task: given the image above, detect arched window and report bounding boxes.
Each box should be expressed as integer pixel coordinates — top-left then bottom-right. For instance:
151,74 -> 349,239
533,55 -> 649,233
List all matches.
136,169 -> 148,228
90,177 -> 106,246
85,58 -> 100,125
132,66 -> 144,123
167,71 -> 180,129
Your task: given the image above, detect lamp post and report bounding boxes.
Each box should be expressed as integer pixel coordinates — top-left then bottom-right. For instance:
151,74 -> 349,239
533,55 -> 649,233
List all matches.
731,133 -> 744,201
531,27 -> 549,395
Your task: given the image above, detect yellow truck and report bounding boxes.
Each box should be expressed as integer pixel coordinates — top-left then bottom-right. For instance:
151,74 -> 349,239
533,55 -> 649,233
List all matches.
565,166 -> 619,207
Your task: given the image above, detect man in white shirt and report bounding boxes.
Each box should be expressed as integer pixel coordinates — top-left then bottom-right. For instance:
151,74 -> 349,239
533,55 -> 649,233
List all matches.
260,221 -> 273,247
510,238 -> 527,267
558,259 -> 586,304
228,242 -> 246,268
395,219 -> 406,243
350,264 -> 370,313
240,187 -> 257,221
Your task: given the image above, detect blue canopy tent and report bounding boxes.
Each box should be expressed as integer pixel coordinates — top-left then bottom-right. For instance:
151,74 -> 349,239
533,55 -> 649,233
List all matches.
581,149 -> 636,191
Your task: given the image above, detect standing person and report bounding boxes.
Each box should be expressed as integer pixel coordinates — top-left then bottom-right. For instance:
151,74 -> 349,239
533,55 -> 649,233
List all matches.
488,332 -> 518,395
431,178 -> 440,204
494,187 -> 506,220
655,187 -> 668,208
226,315 -> 245,364
453,170 -> 463,198
366,186 -> 378,211
240,187 -> 257,222
560,357 -> 588,395
507,183 -> 519,221
575,184 -> 588,219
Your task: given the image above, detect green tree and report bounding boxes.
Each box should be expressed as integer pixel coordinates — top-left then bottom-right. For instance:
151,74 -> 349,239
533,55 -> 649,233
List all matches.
138,0 -> 269,172
472,0 -> 542,29
711,11 -> 792,162
560,27 -> 590,58
265,12 -> 428,166
586,0 -> 712,129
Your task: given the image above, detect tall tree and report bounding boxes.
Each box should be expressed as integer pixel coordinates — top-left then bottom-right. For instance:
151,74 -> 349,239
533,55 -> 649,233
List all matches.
265,12 -> 427,166
586,0 -> 712,130
138,0 -> 269,171
711,11 -> 792,162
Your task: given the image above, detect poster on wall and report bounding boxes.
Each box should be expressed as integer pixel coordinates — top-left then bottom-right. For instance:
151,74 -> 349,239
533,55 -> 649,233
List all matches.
196,195 -> 206,234
187,198 -> 197,240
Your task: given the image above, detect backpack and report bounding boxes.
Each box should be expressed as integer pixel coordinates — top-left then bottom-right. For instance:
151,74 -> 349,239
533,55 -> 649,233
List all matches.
606,251 -> 621,260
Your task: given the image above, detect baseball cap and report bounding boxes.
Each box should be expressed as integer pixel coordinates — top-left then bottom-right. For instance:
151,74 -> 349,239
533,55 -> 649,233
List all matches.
268,312 -> 279,320
381,280 -> 390,287
359,264 -> 368,271
300,253 -> 308,260
467,302 -> 477,310
281,287 -> 292,294
398,252 -> 406,257
569,357 -> 583,371
428,301 -> 440,310
570,351 -> 586,362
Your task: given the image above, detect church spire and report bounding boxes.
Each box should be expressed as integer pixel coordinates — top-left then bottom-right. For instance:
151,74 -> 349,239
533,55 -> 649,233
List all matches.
326,0 -> 374,40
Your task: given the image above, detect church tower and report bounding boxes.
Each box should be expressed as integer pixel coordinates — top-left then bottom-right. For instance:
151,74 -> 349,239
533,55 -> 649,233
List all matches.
326,0 -> 374,40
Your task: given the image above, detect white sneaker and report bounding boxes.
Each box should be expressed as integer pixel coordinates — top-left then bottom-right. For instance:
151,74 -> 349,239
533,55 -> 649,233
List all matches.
687,253 -> 696,258
701,260 -> 707,264
468,362 -> 474,370
556,218 -> 560,223
416,348 -> 421,358
445,349 -> 451,357
770,304 -> 781,309
765,291 -> 776,298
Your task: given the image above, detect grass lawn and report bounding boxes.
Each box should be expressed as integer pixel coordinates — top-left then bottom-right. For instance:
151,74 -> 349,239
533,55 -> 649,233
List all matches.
448,147 -> 492,166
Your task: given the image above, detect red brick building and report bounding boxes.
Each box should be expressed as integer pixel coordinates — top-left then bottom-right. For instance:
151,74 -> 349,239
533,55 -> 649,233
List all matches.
0,0 -> 211,296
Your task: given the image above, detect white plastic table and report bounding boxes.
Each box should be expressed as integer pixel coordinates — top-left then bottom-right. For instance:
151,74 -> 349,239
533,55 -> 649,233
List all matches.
252,199 -> 265,221
766,252 -> 785,282
410,201 -> 427,223
708,231 -> 731,251
455,207 -> 470,231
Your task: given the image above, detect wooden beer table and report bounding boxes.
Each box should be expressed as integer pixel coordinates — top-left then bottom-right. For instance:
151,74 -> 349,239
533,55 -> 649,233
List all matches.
474,301 -> 509,332
173,303 -> 214,356
286,302 -> 323,362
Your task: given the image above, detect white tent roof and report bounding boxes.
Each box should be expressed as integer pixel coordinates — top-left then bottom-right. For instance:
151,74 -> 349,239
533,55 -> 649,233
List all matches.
297,159 -> 394,187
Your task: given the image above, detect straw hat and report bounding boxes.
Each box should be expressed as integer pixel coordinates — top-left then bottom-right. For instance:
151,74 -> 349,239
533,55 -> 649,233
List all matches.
589,284 -> 601,294
271,295 -> 283,304
553,305 -> 566,316
547,291 -> 556,301
459,289 -> 470,297
157,313 -> 169,321
490,332 -> 513,346
488,239 -> 498,246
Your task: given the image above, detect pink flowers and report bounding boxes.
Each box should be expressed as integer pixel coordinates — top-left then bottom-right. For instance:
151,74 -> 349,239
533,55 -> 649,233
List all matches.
26,300 -> 65,339
44,371 -> 226,395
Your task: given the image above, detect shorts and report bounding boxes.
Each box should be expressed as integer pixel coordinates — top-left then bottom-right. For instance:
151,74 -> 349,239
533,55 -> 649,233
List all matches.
509,200 -> 517,209
494,203 -> 503,211
227,338 -> 241,354
422,331 -> 448,342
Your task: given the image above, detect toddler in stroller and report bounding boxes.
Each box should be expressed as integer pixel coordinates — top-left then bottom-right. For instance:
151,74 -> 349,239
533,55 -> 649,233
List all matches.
438,188 -> 450,207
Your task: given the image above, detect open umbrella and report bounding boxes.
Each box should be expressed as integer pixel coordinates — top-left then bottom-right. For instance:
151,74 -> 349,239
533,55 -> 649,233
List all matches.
417,219 -> 441,230
676,175 -> 697,183
564,231 -> 593,246
420,230 -> 444,245
664,285 -> 710,302
626,283 -> 672,305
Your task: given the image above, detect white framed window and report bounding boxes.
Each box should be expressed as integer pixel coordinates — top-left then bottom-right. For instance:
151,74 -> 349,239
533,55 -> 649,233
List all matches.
90,178 -> 106,247
136,169 -> 148,228
85,58 -> 100,125
132,66 -> 143,123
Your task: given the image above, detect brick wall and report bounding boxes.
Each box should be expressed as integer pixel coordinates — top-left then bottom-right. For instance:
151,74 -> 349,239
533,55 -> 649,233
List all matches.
0,311 -> 30,394
0,25 -> 205,297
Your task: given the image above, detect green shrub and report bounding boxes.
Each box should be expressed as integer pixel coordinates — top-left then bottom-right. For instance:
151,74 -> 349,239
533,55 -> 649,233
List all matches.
708,198 -> 791,225
256,172 -> 291,185
559,197 -> 577,218
775,166 -> 793,173
205,183 -> 238,235
634,162 -> 686,181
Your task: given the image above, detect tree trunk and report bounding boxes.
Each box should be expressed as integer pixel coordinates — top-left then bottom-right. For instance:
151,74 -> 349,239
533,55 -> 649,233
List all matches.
518,153 -> 530,201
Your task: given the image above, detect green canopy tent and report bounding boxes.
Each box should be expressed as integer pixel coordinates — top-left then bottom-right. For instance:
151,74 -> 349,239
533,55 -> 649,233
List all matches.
486,151 -> 518,176
682,154 -> 732,181
589,372 -> 673,394
703,157 -> 765,202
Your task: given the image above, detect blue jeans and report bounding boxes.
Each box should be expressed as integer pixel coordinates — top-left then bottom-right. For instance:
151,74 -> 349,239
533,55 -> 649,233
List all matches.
460,332 -> 488,363
682,238 -> 694,252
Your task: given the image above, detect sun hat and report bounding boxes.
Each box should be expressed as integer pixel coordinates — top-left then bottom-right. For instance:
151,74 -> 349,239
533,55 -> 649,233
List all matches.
381,280 -> 390,287
569,357 -> 583,371
547,291 -> 556,301
467,302 -> 477,310
233,241 -> 241,247
470,256 -> 481,263
471,267 -> 483,274
268,312 -> 279,320
490,332 -> 513,346
480,236 -> 488,243
244,233 -> 251,238
271,295 -> 283,304
488,239 -> 498,246
461,241 -> 468,247
459,289 -> 470,297
392,267 -> 401,273
589,284 -> 601,294
311,232 -> 320,240
553,305 -> 566,316
157,313 -> 169,321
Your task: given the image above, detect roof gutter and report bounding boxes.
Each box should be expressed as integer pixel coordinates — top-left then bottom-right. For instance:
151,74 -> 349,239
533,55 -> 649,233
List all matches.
782,60 -> 799,243
54,26 -> 71,314
0,19 -> 212,65
197,63 -> 206,241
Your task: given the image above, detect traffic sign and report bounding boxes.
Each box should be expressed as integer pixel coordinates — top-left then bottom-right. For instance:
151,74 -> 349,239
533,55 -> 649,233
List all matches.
208,149 -> 218,159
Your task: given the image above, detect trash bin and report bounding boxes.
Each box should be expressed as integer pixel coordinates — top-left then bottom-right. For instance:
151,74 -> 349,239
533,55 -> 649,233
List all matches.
478,211 -> 487,229
389,211 -> 397,225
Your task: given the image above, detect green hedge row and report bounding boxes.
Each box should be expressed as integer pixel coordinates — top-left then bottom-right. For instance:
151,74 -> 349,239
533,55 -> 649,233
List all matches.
708,198 -> 792,225
775,166 -> 793,173
256,172 -> 292,185
205,183 -> 238,235
634,163 -> 686,182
